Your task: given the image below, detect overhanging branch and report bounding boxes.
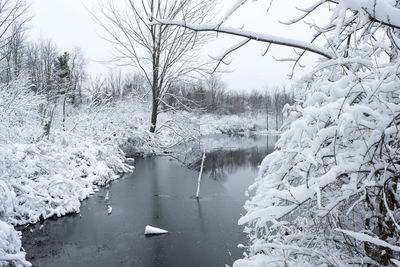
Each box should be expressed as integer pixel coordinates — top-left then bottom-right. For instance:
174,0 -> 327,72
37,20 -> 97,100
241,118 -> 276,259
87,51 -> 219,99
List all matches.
151,18 -> 335,59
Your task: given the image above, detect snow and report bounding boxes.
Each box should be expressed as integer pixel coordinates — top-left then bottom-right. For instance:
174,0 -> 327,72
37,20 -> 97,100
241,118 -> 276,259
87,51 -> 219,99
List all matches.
1,134 -> 133,226
342,0 -> 400,28
217,0 -> 248,27
198,113 -> 275,135
336,229 -> 400,252
392,259 -> 400,267
233,254 -> 277,267
144,225 -> 168,235
0,221 -> 30,267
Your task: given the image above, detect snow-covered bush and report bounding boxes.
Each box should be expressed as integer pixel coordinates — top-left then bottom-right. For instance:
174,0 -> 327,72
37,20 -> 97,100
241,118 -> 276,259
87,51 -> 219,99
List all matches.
0,220 -> 30,267
199,113 -> 270,135
65,97 -> 202,155
0,79 -> 45,144
236,60 -> 400,266
156,111 -> 200,148
1,132 -> 133,226
66,99 -> 159,156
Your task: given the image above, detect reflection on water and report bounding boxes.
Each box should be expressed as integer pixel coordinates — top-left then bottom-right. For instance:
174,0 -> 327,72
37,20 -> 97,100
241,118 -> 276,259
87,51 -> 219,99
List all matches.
21,134 -> 276,267
201,145 -> 274,181
173,134 -> 277,180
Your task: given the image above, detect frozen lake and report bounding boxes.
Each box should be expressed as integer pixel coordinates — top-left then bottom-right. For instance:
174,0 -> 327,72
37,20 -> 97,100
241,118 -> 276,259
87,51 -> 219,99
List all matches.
21,134 -> 277,267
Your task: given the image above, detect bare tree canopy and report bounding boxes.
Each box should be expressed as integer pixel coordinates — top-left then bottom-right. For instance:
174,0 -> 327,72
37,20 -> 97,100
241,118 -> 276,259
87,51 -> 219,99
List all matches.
0,0 -> 30,82
92,0 -> 215,132
0,0 -> 29,44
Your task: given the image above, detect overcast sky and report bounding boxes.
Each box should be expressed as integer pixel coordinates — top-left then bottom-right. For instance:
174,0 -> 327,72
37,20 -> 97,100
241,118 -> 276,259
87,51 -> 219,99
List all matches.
29,0 -> 324,92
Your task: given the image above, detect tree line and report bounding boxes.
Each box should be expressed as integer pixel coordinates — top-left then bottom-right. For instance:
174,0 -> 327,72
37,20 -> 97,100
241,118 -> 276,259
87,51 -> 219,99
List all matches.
163,76 -> 294,129
88,71 -> 295,130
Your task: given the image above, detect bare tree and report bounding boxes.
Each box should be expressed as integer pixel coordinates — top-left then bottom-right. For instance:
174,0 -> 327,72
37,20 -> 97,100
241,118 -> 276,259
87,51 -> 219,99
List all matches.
25,40 -> 58,95
69,47 -> 87,106
106,70 -> 123,100
92,0 -> 214,132
205,75 -> 225,112
0,0 -> 30,83
123,72 -> 147,98
1,21 -> 25,83
0,0 -> 29,62
25,40 -> 58,137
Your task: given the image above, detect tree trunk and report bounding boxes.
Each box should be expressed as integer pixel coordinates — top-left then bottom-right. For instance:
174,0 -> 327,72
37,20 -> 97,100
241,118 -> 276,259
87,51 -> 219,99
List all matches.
62,96 -> 66,131
266,103 -> 269,131
150,95 -> 158,133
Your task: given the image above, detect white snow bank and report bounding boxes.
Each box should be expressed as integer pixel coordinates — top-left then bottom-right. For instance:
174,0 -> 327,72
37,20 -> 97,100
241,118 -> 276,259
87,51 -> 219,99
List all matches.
1,132 -> 133,226
0,221 -> 30,267
144,225 -> 168,235
233,254 -> 283,267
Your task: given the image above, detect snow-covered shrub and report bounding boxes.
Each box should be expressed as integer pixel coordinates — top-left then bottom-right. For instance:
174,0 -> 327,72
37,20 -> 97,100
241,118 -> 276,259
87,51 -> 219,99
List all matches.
199,113 -> 269,135
67,98 -> 158,156
156,111 -> 200,148
0,79 -> 44,144
0,221 -> 30,267
236,60 -> 400,266
1,132 -> 133,226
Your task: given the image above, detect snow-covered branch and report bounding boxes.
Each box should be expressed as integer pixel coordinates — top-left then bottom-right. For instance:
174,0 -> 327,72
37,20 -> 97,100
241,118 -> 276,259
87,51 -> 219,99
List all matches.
329,0 -> 400,30
150,18 -> 335,59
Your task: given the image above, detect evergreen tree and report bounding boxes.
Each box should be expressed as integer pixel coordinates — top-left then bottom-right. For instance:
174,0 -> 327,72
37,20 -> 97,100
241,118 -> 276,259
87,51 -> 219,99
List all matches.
53,52 -> 72,130
53,52 -> 71,98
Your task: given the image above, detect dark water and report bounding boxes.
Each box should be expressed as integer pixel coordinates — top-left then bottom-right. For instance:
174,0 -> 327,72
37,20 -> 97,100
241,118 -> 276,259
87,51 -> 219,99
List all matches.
21,135 -> 276,267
